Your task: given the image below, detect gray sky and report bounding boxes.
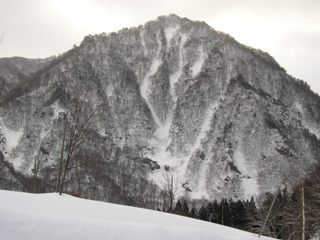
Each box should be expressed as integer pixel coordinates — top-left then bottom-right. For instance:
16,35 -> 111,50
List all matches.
0,0 -> 319,94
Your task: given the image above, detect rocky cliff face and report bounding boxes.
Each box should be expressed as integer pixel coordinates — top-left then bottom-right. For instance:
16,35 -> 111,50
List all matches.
0,14 -> 319,202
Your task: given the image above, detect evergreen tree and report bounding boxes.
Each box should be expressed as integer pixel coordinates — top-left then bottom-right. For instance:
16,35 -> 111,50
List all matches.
233,200 -> 246,229
222,199 -> 232,226
174,200 -> 183,215
206,202 -> 214,222
244,197 -> 259,232
217,199 -> 231,226
212,200 -> 220,223
198,205 -> 208,221
190,207 -> 197,218
228,198 -> 236,227
182,200 -> 189,216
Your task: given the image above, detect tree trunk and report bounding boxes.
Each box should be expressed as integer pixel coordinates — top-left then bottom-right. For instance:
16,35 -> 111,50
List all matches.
59,155 -> 70,195
259,192 -> 278,238
56,116 -> 67,192
221,200 -> 224,225
301,185 -> 305,240
169,175 -> 173,210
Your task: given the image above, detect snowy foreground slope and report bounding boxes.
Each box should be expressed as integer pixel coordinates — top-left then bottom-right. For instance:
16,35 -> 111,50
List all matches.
0,190 -> 274,240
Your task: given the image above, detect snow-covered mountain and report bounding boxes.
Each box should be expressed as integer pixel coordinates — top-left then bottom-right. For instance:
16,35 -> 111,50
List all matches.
0,56 -> 53,98
0,190 -> 274,240
0,14 -> 319,202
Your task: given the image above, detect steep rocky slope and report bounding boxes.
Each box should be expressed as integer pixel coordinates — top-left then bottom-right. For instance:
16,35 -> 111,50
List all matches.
0,56 -> 53,97
0,14 -> 319,203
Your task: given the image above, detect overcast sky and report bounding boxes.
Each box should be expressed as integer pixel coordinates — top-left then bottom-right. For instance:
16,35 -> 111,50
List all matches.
0,0 -> 319,94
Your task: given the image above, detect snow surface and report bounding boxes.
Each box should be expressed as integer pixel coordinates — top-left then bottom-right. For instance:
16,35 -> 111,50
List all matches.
169,34 -> 188,102
191,46 -> 206,77
147,118 -> 181,184
311,230 -> 320,240
11,155 -> 24,169
164,26 -> 179,49
149,103 -> 220,199
294,102 -> 303,113
140,31 -> 163,126
233,144 -> 259,198
192,103 -> 218,156
189,103 -> 218,199
106,83 -> 114,97
192,159 -> 210,199
0,190 -> 274,240
1,126 -> 23,150
51,101 -> 66,119
294,102 -> 320,139
140,30 -> 147,56
305,125 -> 320,139
147,33 -> 189,185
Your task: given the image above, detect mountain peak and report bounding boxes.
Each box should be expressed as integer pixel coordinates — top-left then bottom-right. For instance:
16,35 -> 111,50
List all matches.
151,14 -> 211,32
154,14 -> 192,26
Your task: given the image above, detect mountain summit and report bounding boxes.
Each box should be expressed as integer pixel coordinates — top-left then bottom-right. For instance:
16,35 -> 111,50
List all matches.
0,15 -> 319,203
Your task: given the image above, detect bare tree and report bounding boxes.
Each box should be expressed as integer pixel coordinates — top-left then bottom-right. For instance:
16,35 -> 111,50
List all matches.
282,166 -> 320,240
258,192 -> 280,238
31,151 -> 44,193
281,182 -> 309,240
56,94 -> 101,195
245,191 -> 285,239
162,169 -> 181,211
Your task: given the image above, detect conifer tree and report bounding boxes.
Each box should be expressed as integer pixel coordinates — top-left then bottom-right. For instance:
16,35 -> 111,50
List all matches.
212,200 -> 220,223
206,202 -> 214,222
198,205 -> 208,221
190,207 -> 197,218
182,200 -> 189,216
174,200 -> 183,215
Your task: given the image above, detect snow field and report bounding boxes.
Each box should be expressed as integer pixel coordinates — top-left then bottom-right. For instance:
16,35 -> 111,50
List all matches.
0,190 -> 274,240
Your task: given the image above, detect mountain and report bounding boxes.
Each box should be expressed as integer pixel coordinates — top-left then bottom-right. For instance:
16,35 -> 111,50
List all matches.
0,14 -> 319,204
0,56 -> 53,98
